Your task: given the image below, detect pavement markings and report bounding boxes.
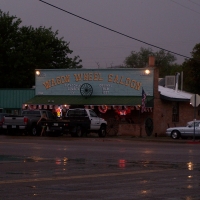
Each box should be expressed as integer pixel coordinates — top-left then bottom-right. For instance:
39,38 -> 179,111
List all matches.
0,169 -> 166,184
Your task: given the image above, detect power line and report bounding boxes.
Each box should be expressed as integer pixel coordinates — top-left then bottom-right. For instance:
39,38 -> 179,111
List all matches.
188,0 -> 200,7
39,0 -> 191,60
171,0 -> 200,15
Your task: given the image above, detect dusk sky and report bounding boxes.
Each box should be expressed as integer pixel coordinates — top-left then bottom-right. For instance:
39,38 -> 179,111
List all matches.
1,0 -> 200,68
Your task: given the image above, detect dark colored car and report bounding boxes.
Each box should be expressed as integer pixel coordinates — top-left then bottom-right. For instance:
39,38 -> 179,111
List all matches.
0,113 -> 9,133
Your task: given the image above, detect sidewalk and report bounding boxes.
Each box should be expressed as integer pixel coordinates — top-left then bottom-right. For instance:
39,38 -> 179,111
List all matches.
116,135 -> 200,144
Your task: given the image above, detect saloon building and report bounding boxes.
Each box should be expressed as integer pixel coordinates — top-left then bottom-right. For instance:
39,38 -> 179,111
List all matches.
24,67 -> 154,136
0,57 -> 199,136
24,59 -> 200,137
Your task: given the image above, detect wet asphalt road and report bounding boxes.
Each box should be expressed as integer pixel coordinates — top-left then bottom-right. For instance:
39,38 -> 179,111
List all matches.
0,135 -> 200,200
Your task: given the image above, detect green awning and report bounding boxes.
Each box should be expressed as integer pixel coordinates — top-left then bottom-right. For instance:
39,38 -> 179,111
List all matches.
24,95 -> 154,107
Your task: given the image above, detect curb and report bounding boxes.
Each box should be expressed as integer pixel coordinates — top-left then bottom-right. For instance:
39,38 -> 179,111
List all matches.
116,136 -> 195,143
187,140 -> 200,144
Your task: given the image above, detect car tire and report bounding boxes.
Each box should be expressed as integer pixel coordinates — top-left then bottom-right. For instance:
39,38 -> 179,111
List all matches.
98,125 -> 106,137
76,126 -> 83,137
171,130 -> 180,139
31,125 -> 40,136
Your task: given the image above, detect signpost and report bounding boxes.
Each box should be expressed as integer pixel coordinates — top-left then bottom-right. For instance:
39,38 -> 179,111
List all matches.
190,94 -> 200,141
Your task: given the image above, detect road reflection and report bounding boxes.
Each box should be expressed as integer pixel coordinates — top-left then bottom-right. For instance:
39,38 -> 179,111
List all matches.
187,162 -> 194,170
1,155 -> 200,172
0,155 -> 200,200
118,159 -> 126,168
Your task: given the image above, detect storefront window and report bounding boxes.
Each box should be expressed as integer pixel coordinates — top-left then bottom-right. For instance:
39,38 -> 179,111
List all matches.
5,109 -> 13,114
172,103 -> 179,122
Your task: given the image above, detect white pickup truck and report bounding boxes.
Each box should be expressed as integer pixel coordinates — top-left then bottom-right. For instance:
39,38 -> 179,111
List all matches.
44,108 -> 107,137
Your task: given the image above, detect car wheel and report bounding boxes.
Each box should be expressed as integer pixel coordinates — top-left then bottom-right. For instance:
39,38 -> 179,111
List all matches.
32,125 -> 39,136
171,130 -> 180,139
76,126 -> 83,137
98,125 -> 106,137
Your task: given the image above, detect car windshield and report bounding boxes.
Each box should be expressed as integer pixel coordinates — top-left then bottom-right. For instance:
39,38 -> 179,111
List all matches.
187,121 -> 200,127
187,121 -> 193,126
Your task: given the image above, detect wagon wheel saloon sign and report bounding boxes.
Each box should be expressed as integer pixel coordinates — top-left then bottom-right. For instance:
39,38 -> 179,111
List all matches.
24,69 -> 154,111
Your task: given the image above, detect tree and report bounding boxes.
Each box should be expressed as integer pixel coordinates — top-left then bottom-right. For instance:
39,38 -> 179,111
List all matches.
124,47 -> 178,77
0,10 -> 82,88
124,47 -> 152,68
182,44 -> 200,94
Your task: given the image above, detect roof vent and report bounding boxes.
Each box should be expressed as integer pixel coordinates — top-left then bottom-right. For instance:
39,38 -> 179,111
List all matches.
165,76 -> 175,89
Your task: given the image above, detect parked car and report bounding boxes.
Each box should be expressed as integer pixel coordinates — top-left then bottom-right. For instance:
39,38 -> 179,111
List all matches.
2,110 -> 56,136
0,113 -> 9,133
166,120 -> 200,139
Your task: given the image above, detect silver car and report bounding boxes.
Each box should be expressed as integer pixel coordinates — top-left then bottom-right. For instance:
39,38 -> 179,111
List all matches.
166,120 -> 200,139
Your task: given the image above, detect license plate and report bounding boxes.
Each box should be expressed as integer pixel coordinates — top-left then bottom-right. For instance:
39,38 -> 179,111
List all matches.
54,123 -> 58,126
12,125 -> 16,128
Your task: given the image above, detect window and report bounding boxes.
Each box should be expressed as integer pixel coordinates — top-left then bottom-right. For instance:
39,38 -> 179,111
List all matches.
172,102 -> 179,122
89,110 -> 98,117
189,122 -> 200,127
26,111 -> 40,115
67,109 -> 87,117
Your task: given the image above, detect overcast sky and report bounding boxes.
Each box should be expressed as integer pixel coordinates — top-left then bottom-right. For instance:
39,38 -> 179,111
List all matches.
1,0 -> 200,68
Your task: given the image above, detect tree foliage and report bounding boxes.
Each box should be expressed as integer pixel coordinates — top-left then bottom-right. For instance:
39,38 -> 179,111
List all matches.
0,10 -> 82,88
124,47 -> 178,77
182,44 -> 200,94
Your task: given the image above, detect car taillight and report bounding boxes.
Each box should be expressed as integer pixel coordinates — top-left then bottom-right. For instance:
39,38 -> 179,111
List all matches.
24,117 -> 28,125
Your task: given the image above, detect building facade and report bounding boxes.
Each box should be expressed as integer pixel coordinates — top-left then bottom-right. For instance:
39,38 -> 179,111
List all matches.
1,65 -> 199,137
25,68 -> 154,136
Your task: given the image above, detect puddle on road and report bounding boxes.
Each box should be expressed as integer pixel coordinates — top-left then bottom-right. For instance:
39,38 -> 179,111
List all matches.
0,155 -> 23,162
1,155 -> 200,200
1,155 -> 200,172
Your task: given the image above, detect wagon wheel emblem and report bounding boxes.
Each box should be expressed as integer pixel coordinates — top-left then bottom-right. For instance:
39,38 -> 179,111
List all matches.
106,118 -> 119,136
145,118 -> 153,136
80,83 -> 93,97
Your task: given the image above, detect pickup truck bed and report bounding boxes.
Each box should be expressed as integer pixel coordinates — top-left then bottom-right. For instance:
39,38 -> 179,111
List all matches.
2,115 -> 28,130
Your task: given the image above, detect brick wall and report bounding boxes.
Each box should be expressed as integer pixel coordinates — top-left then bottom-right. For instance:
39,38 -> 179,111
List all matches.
153,99 -> 199,136
152,66 -> 200,136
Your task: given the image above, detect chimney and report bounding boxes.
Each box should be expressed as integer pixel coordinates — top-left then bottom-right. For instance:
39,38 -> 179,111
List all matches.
148,56 -> 155,67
